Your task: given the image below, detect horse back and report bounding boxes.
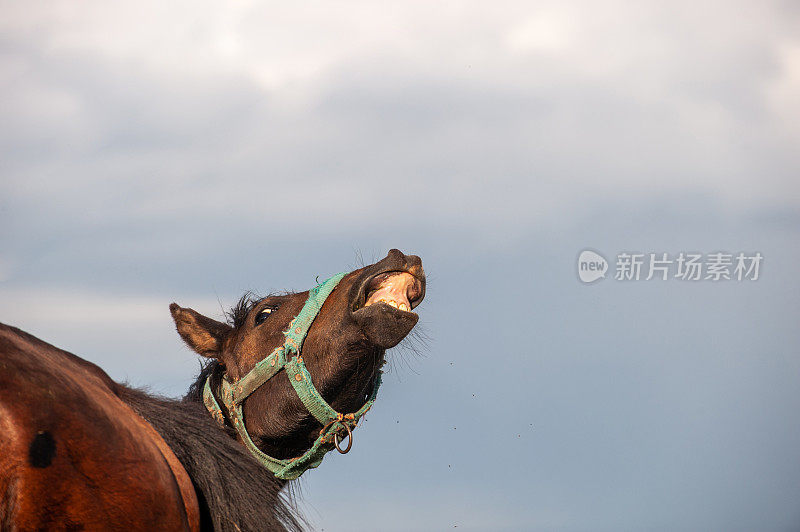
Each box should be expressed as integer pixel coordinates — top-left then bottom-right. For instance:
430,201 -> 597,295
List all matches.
0,323 -> 200,531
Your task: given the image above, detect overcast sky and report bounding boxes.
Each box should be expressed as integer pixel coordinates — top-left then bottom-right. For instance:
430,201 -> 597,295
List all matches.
1,2 -> 799,531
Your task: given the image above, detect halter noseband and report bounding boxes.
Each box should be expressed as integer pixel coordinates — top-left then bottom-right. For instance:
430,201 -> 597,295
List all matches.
202,273 -> 382,480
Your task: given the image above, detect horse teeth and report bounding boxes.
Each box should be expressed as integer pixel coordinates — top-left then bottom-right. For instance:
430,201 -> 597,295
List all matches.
363,298 -> 410,311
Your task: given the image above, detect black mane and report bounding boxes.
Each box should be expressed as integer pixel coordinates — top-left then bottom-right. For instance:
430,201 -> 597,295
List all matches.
226,292 -> 261,330
185,357 -> 223,404
116,374 -> 303,532
225,290 -> 297,330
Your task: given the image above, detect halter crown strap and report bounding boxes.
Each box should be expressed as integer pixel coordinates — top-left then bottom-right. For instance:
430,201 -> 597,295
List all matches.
202,272 -> 382,480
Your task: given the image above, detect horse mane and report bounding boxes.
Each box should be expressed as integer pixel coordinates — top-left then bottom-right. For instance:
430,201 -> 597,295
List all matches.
226,292 -> 260,330
116,369 -> 303,532
224,290 -> 296,331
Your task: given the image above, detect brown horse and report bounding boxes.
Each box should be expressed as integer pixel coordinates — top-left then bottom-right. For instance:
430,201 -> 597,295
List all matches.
0,249 -> 426,531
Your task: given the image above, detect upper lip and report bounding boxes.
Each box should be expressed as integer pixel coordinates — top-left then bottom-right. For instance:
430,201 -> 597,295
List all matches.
352,267 -> 426,312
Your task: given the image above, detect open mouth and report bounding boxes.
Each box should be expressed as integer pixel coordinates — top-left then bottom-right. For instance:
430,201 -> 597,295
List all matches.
357,270 -> 425,314
350,251 -> 425,348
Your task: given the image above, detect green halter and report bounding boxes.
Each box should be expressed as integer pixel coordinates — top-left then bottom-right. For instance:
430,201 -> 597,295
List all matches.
202,273 -> 382,480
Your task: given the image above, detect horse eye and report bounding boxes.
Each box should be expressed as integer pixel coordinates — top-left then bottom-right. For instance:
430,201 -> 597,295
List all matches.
254,306 -> 277,326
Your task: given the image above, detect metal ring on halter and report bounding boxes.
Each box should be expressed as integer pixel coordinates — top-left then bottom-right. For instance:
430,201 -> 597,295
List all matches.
334,423 -> 353,454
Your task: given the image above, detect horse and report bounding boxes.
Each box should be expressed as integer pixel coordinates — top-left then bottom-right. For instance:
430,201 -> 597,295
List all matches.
0,249 -> 426,531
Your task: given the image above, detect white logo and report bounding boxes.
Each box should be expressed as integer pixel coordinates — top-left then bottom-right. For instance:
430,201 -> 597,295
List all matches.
577,249 -> 762,283
578,250 -> 608,283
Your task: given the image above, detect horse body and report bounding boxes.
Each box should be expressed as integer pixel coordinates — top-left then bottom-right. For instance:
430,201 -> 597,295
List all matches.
0,324 -> 200,531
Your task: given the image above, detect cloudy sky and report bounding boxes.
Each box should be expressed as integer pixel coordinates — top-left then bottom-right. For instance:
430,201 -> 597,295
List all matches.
1,1 -> 799,530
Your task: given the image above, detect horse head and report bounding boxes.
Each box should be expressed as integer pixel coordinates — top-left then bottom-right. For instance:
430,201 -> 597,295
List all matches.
169,249 -> 426,468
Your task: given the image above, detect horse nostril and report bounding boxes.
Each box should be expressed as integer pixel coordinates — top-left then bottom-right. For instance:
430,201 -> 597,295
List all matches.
405,254 -> 422,270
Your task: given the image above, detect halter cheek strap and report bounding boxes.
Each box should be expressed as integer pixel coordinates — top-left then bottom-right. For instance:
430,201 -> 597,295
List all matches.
202,273 -> 382,480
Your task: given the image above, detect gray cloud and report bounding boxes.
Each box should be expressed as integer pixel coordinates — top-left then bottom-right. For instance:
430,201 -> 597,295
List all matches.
2,1 -> 799,231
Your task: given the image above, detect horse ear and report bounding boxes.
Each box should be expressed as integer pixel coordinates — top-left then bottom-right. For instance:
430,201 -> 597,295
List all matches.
169,303 -> 232,358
